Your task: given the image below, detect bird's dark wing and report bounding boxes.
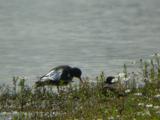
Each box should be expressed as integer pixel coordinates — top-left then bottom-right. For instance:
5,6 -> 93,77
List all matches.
40,65 -> 71,80
40,69 -> 62,82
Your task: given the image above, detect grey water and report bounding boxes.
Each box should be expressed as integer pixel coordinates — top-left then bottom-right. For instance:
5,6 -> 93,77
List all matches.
0,0 -> 160,84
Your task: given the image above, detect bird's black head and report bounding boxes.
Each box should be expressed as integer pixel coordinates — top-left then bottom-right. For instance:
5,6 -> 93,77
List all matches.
71,67 -> 82,78
71,67 -> 83,82
105,76 -> 115,84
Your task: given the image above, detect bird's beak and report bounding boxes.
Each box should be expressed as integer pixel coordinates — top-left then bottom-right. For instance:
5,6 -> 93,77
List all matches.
79,77 -> 83,83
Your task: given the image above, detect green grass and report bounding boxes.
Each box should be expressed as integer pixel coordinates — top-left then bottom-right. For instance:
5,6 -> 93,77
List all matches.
0,54 -> 160,120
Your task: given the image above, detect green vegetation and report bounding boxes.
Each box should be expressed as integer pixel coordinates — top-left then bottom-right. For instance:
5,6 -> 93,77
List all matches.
0,54 -> 160,119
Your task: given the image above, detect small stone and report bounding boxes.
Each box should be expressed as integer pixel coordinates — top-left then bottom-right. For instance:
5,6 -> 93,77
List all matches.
125,89 -> 131,93
138,103 -> 144,106
134,93 -> 142,96
146,104 -> 153,108
108,116 -> 114,120
12,111 -> 18,115
154,94 -> 160,99
118,73 -> 126,78
1,112 -> 7,115
153,106 -> 160,109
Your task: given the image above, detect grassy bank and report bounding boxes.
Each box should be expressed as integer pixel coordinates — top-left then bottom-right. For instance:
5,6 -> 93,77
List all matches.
0,54 -> 160,120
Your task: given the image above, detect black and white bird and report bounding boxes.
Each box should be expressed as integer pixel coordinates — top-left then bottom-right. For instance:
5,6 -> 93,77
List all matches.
105,76 -> 116,84
103,76 -> 117,92
35,65 -> 83,92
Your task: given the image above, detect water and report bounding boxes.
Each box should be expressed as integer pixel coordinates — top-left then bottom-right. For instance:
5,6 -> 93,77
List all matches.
1,0 -> 160,84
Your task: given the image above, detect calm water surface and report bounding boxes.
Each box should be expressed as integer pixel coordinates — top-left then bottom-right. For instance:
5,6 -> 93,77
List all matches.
1,0 -> 160,84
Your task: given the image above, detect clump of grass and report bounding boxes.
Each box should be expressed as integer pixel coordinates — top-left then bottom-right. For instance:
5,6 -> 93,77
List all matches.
1,54 -> 160,119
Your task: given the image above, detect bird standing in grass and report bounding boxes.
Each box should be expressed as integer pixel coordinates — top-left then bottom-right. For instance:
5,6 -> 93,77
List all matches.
103,76 -> 118,92
104,76 -> 127,97
35,65 -> 83,92
105,76 -> 116,84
